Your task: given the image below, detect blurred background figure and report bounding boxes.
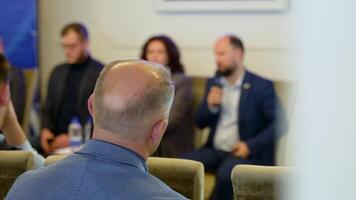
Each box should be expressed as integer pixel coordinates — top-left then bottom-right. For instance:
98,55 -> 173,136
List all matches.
0,36 -> 26,125
141,35 -> 194,158
41,23 -> 104,155
0,53 -> 44,168
183,35 -> 283,200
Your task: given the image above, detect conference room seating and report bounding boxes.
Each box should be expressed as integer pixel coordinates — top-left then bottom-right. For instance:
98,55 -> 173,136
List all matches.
190,76 -> 295,199
1,75 -> 293,200
0,151 -> 34,199
231,164 -> 292,200
147,157 -> 204,200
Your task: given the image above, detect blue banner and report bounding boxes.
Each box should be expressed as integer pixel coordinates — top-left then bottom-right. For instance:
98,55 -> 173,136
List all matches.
0,0 -> 38,69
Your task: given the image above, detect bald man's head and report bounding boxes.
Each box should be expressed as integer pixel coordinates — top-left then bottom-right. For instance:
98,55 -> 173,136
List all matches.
92,60 -> 174,141
214,35 -> 245,77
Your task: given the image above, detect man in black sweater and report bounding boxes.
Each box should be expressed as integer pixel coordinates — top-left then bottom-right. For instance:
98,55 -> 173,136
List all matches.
41,23 -> 103,155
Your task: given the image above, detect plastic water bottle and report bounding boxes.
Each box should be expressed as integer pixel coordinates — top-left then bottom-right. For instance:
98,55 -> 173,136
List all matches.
83,117 -> 92,143
68,117 -> 83,148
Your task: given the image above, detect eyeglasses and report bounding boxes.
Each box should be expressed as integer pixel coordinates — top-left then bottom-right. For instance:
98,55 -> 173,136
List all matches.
61,43 -> 80,50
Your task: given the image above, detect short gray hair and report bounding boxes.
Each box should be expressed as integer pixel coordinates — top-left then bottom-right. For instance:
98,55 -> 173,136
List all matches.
92,60 -> 174,140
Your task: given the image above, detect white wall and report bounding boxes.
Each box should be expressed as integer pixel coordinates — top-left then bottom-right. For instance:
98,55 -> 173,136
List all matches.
39,0 -> 296,94
285,0 -> 356,199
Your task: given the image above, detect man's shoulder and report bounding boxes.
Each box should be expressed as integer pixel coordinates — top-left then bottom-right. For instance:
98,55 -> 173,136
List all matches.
6,157 -> 187,200
6,167 -> 67,199
6,155 -> 89,199
50,62 -> 69,76
52,57 -> 104,72
77,158 -> 187,199
88,57 -> 104,69
245,70 -> 274,93
143,173 -> 188,199
106,167 -> 186,199
246,70 -> 273,85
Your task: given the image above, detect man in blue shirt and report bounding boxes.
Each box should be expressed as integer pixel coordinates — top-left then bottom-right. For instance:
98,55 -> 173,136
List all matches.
6,60 -> 187,200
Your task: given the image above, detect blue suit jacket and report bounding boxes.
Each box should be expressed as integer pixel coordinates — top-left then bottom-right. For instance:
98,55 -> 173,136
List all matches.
195,70 -> 281,165
6,140 -> 187,200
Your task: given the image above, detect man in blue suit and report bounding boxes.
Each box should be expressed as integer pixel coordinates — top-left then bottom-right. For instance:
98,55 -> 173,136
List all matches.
6,60 -> 187,200
184,35 -> 282,200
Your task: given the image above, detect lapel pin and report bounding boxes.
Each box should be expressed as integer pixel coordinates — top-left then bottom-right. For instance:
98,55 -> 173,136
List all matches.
243,83 -> 251,90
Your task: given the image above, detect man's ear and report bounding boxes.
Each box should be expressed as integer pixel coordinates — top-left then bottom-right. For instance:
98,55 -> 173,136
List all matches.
83,40 -> 90,51
87,94 -> 94,116
150,118 -> 168,145
234,48 -> 244,62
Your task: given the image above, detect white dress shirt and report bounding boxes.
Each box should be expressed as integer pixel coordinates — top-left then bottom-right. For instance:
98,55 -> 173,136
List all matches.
211,72 -> 245,152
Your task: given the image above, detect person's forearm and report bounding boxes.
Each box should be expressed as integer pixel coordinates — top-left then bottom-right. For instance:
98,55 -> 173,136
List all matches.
2,118 -> 26,145
0,106 -> 5,128
2,103 -> 27,145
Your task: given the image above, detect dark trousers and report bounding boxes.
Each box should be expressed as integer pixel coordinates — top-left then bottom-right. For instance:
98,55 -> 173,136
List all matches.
183,147 -> 261,200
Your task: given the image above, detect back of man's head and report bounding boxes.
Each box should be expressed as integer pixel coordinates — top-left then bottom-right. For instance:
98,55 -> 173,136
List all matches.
0,54 -> 11,85
91,60 -> 174,144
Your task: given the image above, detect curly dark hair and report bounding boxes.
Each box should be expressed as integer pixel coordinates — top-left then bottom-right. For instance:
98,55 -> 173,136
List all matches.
140,35 -> 185,74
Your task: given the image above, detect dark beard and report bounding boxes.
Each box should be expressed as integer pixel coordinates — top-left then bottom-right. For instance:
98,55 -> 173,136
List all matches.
215,66 -> 236,77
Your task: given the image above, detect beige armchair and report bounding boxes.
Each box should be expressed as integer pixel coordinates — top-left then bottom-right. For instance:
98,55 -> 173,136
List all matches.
44,154 -> 68,166
190,76 -> 295,199
231,164 -> 291,200
0,151 -> 34,199
147,157 -> 204,200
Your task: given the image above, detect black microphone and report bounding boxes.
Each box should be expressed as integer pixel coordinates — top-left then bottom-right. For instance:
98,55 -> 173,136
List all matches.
213,71 -> 224,88
211,71 -> 224,108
